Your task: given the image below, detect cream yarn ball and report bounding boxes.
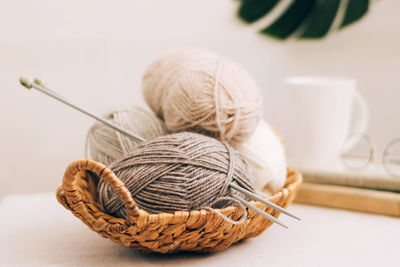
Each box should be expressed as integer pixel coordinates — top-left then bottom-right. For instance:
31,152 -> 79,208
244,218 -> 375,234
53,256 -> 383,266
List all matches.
85,107 -> 166,165
142,48 -> 262,146
235,119 -> 287,194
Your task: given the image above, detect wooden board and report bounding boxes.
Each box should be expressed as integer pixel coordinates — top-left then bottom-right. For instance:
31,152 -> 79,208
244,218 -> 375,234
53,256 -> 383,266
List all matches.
294,182 -> 400,217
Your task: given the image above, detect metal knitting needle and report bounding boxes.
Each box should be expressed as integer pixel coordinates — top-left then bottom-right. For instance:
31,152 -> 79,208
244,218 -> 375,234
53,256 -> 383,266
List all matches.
19,76 -> 295,227
233,195 -> 288,229
230,183 -> 300,220
19,77 -> 145,143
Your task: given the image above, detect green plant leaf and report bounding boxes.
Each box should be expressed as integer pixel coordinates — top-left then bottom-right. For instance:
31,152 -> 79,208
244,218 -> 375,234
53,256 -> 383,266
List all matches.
300,0 -> 341,39
341,0 -> 369,28
237,0 -> 370,40
238,0 -> 279,23
260,0 -> 315,39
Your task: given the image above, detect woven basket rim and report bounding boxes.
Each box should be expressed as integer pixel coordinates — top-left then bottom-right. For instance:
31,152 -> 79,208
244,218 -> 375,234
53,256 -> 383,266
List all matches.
57,159 -> 301,226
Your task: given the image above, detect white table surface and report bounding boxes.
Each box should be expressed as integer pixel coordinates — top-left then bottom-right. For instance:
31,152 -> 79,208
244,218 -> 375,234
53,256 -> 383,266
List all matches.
0,193 -> 399,267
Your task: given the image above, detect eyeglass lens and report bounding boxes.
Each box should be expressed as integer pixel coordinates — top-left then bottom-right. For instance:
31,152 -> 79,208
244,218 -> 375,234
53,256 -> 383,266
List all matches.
340,133 -> 373,171
383,138 -> 400,178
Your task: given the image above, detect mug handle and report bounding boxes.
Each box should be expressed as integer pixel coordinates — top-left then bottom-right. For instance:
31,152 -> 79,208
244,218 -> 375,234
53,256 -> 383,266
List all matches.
343,89 -> 370,151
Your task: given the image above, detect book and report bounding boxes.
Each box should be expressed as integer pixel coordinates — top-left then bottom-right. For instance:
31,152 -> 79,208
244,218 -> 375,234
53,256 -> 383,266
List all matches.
298,161 -> 400,192
302,169 -> 400,192
294,182 -> 400,217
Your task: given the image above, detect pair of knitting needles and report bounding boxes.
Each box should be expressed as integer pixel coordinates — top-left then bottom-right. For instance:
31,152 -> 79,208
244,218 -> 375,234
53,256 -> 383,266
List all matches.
19,76 -> 300,228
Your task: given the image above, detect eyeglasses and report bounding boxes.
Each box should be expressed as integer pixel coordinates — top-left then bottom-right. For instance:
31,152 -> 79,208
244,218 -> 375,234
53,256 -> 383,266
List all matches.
340,133 -> 400,177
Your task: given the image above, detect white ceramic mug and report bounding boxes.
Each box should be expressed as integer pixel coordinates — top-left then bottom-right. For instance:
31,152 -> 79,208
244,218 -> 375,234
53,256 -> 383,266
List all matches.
283,76 -> 369,169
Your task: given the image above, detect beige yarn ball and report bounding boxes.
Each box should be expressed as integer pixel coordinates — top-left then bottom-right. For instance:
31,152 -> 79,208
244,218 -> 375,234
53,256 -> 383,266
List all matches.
142,49 -> 262,146
85,107 -> 166,165
142,48 -> 218,117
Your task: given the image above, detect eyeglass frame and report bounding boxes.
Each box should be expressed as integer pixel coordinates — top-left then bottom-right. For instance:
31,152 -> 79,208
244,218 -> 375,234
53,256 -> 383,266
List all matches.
340,132 -> 400,178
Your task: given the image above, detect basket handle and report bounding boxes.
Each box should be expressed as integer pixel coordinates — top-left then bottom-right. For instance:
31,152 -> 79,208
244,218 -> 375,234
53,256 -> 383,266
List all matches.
62,159 -> 140,223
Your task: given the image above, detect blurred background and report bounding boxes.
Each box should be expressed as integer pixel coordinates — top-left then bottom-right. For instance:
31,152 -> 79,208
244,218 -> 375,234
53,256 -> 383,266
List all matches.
0,0 -> 399,197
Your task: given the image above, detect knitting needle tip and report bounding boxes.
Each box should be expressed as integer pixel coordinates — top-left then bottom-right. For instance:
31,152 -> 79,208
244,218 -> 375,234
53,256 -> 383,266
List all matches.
281,223 -> 289,229
229,182 -> 301,221
34,77 -> 45,86
19,77 -> 32,89
234,195 -> 288,229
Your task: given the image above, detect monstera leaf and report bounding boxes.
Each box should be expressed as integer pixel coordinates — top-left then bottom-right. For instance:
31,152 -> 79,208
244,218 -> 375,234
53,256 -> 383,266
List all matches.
237,0 -> 370,40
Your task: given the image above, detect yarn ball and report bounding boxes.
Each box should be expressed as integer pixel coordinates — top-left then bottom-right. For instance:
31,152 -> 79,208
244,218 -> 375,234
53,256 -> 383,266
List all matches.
142,48 -> 218,118
142,48 -> 263,146
98,132 -> 255,218
85,107 -> 166,166
235,120 -> 287,194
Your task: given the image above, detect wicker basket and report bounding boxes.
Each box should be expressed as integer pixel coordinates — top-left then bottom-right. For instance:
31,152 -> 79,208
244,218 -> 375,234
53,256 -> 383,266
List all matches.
56,159 -> 302,253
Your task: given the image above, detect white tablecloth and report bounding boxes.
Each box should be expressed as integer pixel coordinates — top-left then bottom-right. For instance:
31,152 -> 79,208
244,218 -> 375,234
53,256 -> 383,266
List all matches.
0,193 -> 398,266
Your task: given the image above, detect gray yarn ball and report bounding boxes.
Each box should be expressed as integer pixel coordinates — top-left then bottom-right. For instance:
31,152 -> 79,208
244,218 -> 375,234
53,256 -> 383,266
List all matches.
98,132 -> 255,218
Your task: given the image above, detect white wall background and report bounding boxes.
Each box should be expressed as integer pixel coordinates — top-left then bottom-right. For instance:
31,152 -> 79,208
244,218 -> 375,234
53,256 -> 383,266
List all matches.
0,0 -> 399,197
